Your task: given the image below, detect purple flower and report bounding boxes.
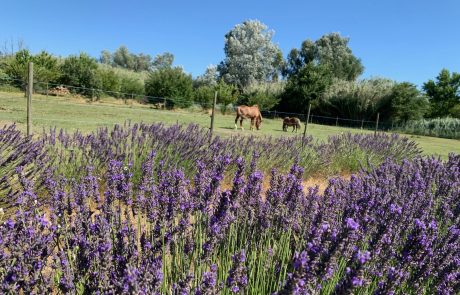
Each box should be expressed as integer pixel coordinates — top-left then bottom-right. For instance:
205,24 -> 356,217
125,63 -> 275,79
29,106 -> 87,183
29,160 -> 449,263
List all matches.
346,218 -> 359,231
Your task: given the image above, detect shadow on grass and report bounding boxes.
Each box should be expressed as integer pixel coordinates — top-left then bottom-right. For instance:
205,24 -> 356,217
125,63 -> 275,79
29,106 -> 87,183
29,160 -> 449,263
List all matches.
220,126 -> 237,130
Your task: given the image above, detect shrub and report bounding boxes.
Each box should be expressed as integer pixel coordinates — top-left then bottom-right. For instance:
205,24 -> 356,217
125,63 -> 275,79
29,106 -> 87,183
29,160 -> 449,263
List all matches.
319,78 -> 395,120
398,117 -> 460,139
216,79 -> 238,114
145,67 -> 193,108
449,104 -> 460,118
59,53 -> 102,98
193,85 -> 215,110
243,81 -> 284,110
120,75 -> 144,99
98,68 -> 121,95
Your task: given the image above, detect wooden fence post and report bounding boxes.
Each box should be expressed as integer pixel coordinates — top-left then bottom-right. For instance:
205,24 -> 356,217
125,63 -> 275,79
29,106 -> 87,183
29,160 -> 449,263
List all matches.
302,103 -> 311,149
209,91 -> 218,141
336,116 -> 338,127
375,113 -> 380,135
361,119 -> 364,130
27,62 -> 33,137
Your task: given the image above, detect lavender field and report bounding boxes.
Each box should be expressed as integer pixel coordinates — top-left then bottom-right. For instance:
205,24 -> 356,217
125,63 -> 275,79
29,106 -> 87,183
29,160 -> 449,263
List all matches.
0,122 -> 458,294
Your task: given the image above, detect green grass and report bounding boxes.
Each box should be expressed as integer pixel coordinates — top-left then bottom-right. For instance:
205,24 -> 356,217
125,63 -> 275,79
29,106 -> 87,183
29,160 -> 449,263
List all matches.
0,91 -> 459,158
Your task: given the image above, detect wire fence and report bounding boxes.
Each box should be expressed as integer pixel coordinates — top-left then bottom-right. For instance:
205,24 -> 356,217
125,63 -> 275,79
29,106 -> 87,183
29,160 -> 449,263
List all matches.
0,76 -> 396,133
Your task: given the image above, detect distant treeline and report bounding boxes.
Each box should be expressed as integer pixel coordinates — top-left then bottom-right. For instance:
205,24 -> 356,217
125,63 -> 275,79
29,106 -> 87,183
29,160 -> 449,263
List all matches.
1,19 -> 459,130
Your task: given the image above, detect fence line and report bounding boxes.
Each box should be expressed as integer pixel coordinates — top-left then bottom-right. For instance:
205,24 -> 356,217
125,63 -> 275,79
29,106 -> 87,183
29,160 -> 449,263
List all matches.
0,76 -> 395,132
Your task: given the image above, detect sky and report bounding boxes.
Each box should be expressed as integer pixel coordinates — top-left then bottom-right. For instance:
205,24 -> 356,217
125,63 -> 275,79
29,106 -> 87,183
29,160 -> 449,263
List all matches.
1,0 -> 459,87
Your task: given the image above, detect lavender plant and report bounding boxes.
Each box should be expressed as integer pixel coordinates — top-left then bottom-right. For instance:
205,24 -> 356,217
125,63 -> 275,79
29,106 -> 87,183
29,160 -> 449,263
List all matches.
0,123 -> 457,294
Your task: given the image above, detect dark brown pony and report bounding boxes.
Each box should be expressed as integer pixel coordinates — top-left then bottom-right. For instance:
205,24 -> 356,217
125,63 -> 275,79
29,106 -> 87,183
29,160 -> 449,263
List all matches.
282,117 -> 301,132
234,105 -> 262,130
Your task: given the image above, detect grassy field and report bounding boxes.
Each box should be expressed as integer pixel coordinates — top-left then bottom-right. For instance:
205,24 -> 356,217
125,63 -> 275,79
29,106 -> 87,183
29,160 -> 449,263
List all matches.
0,91 -> 458,158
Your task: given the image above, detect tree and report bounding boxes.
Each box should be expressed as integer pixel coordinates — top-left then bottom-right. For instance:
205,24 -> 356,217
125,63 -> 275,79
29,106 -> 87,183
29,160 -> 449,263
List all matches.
98,68 -> 121,94
283,33 -> 364,81
216,79 -> 239,114
390,82 -> 429,123
2,49 -> 60,89
2,49 -> 33,88
60,53 -> 102,98
218,20 -> 283,90
449,104 -> 460,118
151,52 -> 174,70
113,46 -> 135,70
423,69 -> 460,118
194,65 -> 218,88
99,50 -> 112,64
243,81 -> 284,111
111,46 -> 152,72
193,85 -> 215,110
145,67 -> 193,108
133,53 -> 152,72
120,75 -> 144,98
280,63 -> 333,114
33,50 -> 61,84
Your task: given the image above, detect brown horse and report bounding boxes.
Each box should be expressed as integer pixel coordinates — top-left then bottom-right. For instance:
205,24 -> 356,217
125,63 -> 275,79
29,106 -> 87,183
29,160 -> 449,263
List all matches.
234,105 -> 262,131
282,117 -> 301,132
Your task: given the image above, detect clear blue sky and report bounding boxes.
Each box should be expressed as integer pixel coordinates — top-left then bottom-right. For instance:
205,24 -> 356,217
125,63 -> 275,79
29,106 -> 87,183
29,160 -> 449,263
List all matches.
2,0 -> 459,86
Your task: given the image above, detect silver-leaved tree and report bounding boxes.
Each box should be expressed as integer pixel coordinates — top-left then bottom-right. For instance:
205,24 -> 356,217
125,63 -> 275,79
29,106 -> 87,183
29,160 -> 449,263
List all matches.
218,20 -> 283,91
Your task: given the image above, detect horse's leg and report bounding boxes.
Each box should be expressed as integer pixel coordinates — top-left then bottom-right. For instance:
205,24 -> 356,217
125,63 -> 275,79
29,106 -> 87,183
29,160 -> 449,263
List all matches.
240,118 -> 244,131
250,118 -> 255,131
235,114 -> 239,130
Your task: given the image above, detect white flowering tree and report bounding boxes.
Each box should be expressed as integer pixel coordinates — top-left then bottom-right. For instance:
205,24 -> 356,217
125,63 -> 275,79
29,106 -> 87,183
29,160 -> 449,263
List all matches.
218,20 -> 283,91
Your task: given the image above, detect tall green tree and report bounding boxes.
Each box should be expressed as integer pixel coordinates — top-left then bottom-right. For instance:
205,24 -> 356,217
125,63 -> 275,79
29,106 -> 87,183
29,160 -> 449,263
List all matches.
151,52 -> 174,70
284,33 -> 364,81
113,46 -> 135,70
194,65 -> 218,88
109,46 -> 152,72
218,20 -> 283,90
99,50 -> 112,64
390,82 -> 429,123
423,69 -> 460,118
280,63 -> 333,114
145,67 -> 193,108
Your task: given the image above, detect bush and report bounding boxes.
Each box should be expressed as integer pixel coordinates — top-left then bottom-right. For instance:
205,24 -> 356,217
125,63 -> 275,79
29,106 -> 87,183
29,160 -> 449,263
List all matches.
243,81 -> 284,110
145,67 -> 193,108
193,86 -> 215,110
216,79 -> 238,114
59,53 -> 102,98
98,68 -> 121,95
0,49 -> 60,90
449,104 -> 460,118
390,82 -> 429,123
120,76 -> 145,99
319,78 -> 395,120
398,117 -> 460,139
